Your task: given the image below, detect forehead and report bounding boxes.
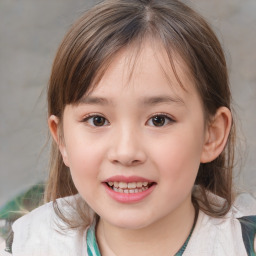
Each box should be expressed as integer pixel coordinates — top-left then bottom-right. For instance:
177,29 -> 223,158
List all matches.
83,40 -> 196,102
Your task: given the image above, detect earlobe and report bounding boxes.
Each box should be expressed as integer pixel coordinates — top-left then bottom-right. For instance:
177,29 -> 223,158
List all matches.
200,107 -> 232,163
48,115 -> 70,167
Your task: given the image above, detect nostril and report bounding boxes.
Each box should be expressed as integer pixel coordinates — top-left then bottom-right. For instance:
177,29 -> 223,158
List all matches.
110,157 -> 144,166
107,144 -> 147,166
131,159 -> 141,165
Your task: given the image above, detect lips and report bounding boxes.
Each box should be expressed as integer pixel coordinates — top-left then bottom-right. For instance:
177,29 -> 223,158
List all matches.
103,176 -> 156,202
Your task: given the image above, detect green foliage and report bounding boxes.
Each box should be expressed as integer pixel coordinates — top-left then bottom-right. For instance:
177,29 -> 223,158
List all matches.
0,183 -> 45,238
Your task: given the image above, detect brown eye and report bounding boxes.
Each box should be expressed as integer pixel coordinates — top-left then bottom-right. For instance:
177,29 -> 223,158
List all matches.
83,115 -> 109,127
152,116 -> 166,126
147,114 -> 174,127
92,116 -> 107,126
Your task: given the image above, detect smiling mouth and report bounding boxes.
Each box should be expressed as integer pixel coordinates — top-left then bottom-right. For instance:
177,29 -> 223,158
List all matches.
105,181 -> 155,194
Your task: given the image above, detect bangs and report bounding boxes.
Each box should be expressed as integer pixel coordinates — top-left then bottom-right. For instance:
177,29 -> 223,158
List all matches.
48,0 -> 200,117
82,35 -> 192,102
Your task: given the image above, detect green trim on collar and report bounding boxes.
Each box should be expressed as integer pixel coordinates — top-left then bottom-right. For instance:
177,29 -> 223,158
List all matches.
86,215 -> 197,256
87,221 -> 101,256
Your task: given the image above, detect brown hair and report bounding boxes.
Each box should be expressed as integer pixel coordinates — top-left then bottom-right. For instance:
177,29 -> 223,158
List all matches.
46,0 -> 235,228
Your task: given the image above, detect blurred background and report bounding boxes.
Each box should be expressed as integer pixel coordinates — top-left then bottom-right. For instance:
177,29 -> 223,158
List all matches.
0,0 -> 255,208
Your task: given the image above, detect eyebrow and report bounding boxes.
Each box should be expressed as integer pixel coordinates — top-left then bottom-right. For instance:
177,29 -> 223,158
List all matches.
78,95 -> 185,106
78,96 -> 110,105
141,95 -> 185,106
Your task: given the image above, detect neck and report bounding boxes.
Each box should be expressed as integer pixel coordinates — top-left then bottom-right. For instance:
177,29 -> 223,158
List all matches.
96,197 -> 196,256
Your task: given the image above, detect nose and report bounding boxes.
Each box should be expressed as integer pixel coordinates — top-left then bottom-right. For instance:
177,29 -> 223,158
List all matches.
107,126 -> 147,166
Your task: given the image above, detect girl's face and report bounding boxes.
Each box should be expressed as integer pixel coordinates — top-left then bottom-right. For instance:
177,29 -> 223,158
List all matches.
59,42 -> 208,230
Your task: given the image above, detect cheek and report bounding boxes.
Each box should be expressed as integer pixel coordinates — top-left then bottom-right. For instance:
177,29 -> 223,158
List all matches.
150,128 -> 204,183
64,132 -> 105,181
65,140 -> 103,202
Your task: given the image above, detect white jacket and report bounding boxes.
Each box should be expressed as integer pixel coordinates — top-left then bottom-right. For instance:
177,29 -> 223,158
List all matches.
1,193 -> 256,256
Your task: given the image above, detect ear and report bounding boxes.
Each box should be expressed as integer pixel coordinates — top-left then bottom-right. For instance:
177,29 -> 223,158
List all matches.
48,115 -> 70,167
200,107 -> 232,163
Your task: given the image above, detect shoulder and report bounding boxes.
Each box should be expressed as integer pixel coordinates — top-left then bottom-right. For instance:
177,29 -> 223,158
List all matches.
233,192 -> 256,217
1,194 -> 90,256
233,193 -> 256,256
184,192 -> 256,256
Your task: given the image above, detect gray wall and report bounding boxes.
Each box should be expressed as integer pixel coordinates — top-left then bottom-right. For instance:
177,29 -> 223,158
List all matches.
0,0 -> 255,206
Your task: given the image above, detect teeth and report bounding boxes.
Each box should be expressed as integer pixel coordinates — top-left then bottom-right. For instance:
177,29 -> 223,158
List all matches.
128,182 -> 136,189
112,187 -> 147,194
107,181 -> 153,194
108,181 -> 149,189
119,182 -> 128,189
136,182 -> 142,188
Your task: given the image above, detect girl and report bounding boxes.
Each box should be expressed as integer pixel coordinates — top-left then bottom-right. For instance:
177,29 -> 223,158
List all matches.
1,0 -> 256,255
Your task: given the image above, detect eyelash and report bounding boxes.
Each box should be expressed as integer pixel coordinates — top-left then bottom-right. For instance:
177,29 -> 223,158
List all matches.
81,113 -> 175,127
146,113 -> 175,127
82,113 -> 110,127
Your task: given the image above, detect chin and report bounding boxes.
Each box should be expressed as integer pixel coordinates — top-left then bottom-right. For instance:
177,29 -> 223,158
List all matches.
104,214 -> 155,230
